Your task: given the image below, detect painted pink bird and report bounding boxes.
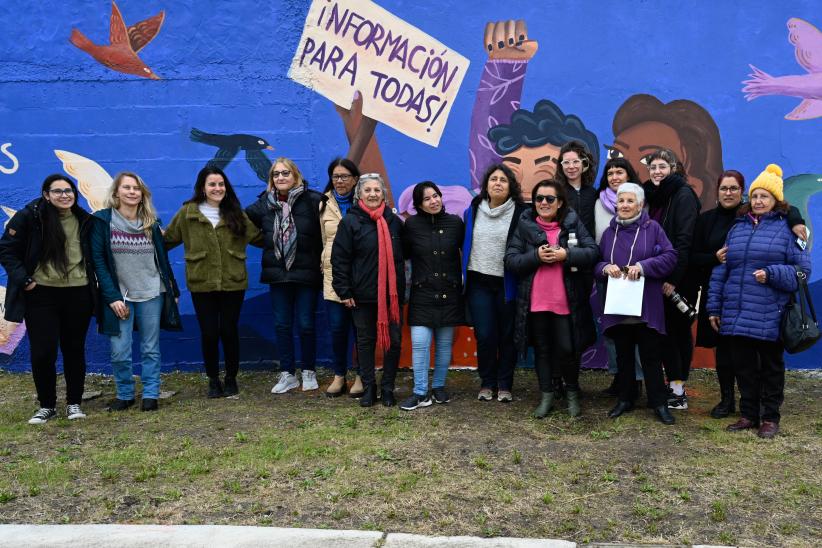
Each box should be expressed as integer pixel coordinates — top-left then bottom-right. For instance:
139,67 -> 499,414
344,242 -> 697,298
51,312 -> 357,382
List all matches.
69,0 -> 165,80
743,17 -> 822,120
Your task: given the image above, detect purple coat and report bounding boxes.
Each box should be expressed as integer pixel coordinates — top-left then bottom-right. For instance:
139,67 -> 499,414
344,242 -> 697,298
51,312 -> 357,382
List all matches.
595,211 -> 678,334
706,211 -> 811,341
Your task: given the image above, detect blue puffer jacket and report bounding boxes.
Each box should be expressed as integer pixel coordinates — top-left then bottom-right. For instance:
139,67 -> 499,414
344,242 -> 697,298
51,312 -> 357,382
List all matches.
707,211 -> 811,341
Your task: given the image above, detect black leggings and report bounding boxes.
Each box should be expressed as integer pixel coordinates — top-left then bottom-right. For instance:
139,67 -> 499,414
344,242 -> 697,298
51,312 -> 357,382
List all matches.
351,303 -> 401,389
531,312 -> 578,392
191,290 -> 245,379
661,300 -> 694,382
24,285 -> 93,408
608,323 -> 668,408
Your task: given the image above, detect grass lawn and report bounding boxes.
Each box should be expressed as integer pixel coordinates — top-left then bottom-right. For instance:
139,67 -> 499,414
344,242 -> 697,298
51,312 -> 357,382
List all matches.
0,367 -> 820,546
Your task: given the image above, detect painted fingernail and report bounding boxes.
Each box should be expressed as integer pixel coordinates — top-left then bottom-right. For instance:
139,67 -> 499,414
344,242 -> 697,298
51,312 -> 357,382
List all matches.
519,34 -> 525,41
508,38 -> 514,45
487,44 -> 493,51
498,41 -> 504,49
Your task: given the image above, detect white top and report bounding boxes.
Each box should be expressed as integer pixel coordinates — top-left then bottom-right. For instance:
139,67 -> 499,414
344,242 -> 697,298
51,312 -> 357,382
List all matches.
594,198 -> 615,244
198,202 -> 221,228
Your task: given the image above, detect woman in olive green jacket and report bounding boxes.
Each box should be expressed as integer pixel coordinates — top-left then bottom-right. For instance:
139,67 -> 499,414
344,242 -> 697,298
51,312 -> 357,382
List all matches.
165,167 -> 261,398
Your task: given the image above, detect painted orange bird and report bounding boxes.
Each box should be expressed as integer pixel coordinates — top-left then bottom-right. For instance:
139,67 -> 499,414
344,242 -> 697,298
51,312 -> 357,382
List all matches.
69,0 -> 165,80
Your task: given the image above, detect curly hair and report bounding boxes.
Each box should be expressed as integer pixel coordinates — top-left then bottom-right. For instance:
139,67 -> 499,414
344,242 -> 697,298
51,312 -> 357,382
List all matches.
479,164 -> 523,205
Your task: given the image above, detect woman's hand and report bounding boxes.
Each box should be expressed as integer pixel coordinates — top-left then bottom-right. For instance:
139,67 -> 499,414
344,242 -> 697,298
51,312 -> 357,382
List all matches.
23,280 -> 36,291
603,264 -> 622,278
662,282 -> 675,297
342,298 -> 356,309
548,246 -> 567,263
709,316 -> 721,332
793,224 -> 808,241
625,265 -> 642,281
109,300 -> 129,320
537,245 -> 552,263
716,246 -> 728,264
753,269 -> 768,284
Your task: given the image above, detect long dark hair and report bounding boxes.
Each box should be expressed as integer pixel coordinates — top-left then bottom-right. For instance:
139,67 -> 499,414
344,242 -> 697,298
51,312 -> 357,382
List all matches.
321,157 -> 360,214
186,166 -> 245,237
531,179 -> 569,225
597,158 -> 641,192
479,164 -> 523,204
39,174 -> 85,278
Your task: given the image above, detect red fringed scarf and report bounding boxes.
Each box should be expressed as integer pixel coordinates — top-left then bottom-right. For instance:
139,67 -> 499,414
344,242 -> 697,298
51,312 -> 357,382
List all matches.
361,200 -> 400,350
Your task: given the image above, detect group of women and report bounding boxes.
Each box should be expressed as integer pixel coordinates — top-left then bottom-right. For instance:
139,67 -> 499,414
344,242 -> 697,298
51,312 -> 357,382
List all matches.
0,144 -> 811,437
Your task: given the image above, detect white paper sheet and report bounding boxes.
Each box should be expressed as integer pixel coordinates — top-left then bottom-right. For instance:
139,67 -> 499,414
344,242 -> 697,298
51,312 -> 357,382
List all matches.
604,276 -> 645,317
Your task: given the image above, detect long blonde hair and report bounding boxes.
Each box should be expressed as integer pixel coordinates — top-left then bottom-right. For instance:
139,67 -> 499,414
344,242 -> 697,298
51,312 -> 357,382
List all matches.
106,172 -> 158,237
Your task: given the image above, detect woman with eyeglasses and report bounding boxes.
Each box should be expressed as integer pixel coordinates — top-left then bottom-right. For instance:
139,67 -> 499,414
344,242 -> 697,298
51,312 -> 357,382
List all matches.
90,172 -> 181,412
320,157 -> 363,398
246,158 -> 324,395
692,170 -> 806,418
0,175 -> 97,424
164,166 -> 262,398
331,173 -> 405,407
462,164 -> 528,403
642,148 -> 701,411
505,180 -> 599,418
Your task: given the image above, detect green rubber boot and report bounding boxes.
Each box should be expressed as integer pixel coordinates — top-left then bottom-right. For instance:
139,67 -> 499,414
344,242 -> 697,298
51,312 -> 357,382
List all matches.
567,390 -> 581,417
533,392 -> 555,419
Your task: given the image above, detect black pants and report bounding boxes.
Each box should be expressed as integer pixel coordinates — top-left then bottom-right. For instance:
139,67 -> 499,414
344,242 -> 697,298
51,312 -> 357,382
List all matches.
728,335 -> 785,423
608,323 -> 668,408
466,272 -> 517,391
715,335 -> 734,393
661,300 -> 694,382
24,285 -> 93,408
531,312 -> 578,392
351,303 -> 401,389
191,290 -> 245,379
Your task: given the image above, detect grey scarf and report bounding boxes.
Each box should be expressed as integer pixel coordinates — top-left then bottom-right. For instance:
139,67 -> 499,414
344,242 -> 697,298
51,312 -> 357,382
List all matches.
267,185 -> 305,270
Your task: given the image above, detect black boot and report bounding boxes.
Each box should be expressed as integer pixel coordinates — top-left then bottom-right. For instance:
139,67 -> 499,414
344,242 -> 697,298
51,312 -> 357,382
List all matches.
710,387 -> 735,418
359,384 -> 378,407
223,376 -> 238,397
654,405 -> 675,425
381,388 -> 396,407
208,377 -> 224,399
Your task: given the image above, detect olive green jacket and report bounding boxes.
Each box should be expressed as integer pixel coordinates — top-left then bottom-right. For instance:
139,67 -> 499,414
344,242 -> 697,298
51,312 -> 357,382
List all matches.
164,202 -> 262,292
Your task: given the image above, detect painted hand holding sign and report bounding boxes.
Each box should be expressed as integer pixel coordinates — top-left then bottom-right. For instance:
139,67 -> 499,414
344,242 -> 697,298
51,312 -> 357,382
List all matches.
288,0 -> 470,147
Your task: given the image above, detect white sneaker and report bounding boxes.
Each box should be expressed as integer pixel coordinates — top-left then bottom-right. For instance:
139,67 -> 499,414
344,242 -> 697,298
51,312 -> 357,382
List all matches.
66,404 -> 86,420
28,408 -> 57,424
271,372 -> 300,394
302,370 -> 319,391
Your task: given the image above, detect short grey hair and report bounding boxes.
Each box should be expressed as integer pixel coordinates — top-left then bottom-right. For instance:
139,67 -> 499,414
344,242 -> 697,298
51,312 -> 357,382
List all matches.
355,173 -> 388,201
617,182 -> 645,205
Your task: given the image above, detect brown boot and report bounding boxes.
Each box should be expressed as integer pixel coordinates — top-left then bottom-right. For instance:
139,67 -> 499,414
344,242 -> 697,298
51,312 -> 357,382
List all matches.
757,421 -> 779,439
325,375 -> 347,398
349,375 -> 365,398
727,417 -> 758,432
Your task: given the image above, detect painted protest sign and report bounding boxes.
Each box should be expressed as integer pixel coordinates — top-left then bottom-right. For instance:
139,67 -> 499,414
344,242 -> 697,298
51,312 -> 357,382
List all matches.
288,0 -> 470,147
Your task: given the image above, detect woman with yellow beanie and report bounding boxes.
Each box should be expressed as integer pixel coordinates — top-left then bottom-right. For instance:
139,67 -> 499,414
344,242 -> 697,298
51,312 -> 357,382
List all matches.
706,164 -> 811,439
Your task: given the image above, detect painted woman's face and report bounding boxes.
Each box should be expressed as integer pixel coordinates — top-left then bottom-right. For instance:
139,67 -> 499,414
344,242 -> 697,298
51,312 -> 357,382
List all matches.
501,143 -> 560,200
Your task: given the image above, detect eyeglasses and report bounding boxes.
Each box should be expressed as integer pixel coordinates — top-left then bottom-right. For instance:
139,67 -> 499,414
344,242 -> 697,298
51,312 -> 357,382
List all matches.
718,186 -> 741,193
534,195 -> 558,204
648,164 -> 670,172
560,159 -> 583,168
332,174 -> 352,182
48,188 -> 74,196
270,170 -> 291,179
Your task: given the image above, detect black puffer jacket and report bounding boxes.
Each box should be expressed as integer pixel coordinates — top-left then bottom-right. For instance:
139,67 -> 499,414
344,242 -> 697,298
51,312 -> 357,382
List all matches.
644,173 -> 701,292
505,209 -> 599,356
0,198 -> 97,322
331,203 -> 405,305
245,187 -> 325,287
402,209 -> 464,327
564,183 -> 597,239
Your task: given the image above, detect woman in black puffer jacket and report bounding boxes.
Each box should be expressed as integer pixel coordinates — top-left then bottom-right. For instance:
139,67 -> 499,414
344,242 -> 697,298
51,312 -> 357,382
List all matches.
331,173 -> 405,407
399,182 -> 465,411
246,158 -> 324,395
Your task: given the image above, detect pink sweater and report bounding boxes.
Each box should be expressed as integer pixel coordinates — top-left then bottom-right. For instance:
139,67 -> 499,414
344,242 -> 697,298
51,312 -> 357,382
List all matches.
530,219 -> 570,314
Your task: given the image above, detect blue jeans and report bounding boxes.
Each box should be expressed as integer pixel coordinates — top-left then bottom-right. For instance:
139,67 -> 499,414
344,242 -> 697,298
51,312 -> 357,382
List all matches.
270,283 -> 317,374
410,326 -> 454,396
466,272 -> 516,391
109,295 -> 163,400
325,300 -> 358,376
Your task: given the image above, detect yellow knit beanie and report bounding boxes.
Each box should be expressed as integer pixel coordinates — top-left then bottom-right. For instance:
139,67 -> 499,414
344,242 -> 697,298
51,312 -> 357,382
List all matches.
748,164 -> 784,202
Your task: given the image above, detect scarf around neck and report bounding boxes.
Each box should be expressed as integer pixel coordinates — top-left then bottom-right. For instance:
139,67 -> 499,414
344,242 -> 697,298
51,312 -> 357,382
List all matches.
361,200 -> 400,350
332,188 -> 354,217
478,197 -> 515,218
600,187 -> 618,214
267,185 -> 305,270
615,211 -> 642,226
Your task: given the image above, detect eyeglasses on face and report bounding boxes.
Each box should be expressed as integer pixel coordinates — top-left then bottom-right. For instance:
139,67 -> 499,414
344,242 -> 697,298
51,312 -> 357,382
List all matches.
560,159 -> 583,168
648,164 -> 670,172
49,188 -> 75,196
270,170 -> 291,179
718,186 -> 741,193
332,174 -> 352,181
534,194 -> 558,204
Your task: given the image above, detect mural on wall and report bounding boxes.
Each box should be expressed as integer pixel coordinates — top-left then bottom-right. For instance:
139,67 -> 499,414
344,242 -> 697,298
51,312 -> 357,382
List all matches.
0,144 -> 19,175
190,129 -> 274,183
743,17 -> 822,120
69,0 -> 165,80
54,150 -> 112,212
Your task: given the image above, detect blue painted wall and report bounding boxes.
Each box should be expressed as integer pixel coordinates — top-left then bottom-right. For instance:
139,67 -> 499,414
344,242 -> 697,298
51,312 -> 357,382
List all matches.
1,0 -> 820,371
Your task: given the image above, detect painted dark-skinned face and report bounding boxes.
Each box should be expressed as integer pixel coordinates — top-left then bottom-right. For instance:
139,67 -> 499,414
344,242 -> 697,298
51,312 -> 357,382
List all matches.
608,121 -> 704,202
501,142 -> 560,201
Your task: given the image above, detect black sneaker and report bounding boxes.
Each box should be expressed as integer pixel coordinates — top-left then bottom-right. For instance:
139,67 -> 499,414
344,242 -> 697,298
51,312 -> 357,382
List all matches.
141,398 -> 159,412
223,377 -> 238,397
28,408 -> 57,424
400,393 -> 432,411
107,398 -> 135,412
667,392 -> 688,410
432,387 -> 450,404
207,377 -> 224,399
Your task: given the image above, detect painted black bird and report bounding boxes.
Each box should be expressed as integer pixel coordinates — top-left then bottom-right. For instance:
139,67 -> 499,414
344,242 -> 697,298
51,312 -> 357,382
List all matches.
190,128 -> 274,182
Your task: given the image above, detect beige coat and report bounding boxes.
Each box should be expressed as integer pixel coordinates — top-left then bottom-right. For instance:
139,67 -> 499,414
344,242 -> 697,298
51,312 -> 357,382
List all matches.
320,191 -> 345,302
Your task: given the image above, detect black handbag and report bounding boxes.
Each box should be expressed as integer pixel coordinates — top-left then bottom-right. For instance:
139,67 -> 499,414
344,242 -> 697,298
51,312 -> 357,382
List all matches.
781,267 -> 820,354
